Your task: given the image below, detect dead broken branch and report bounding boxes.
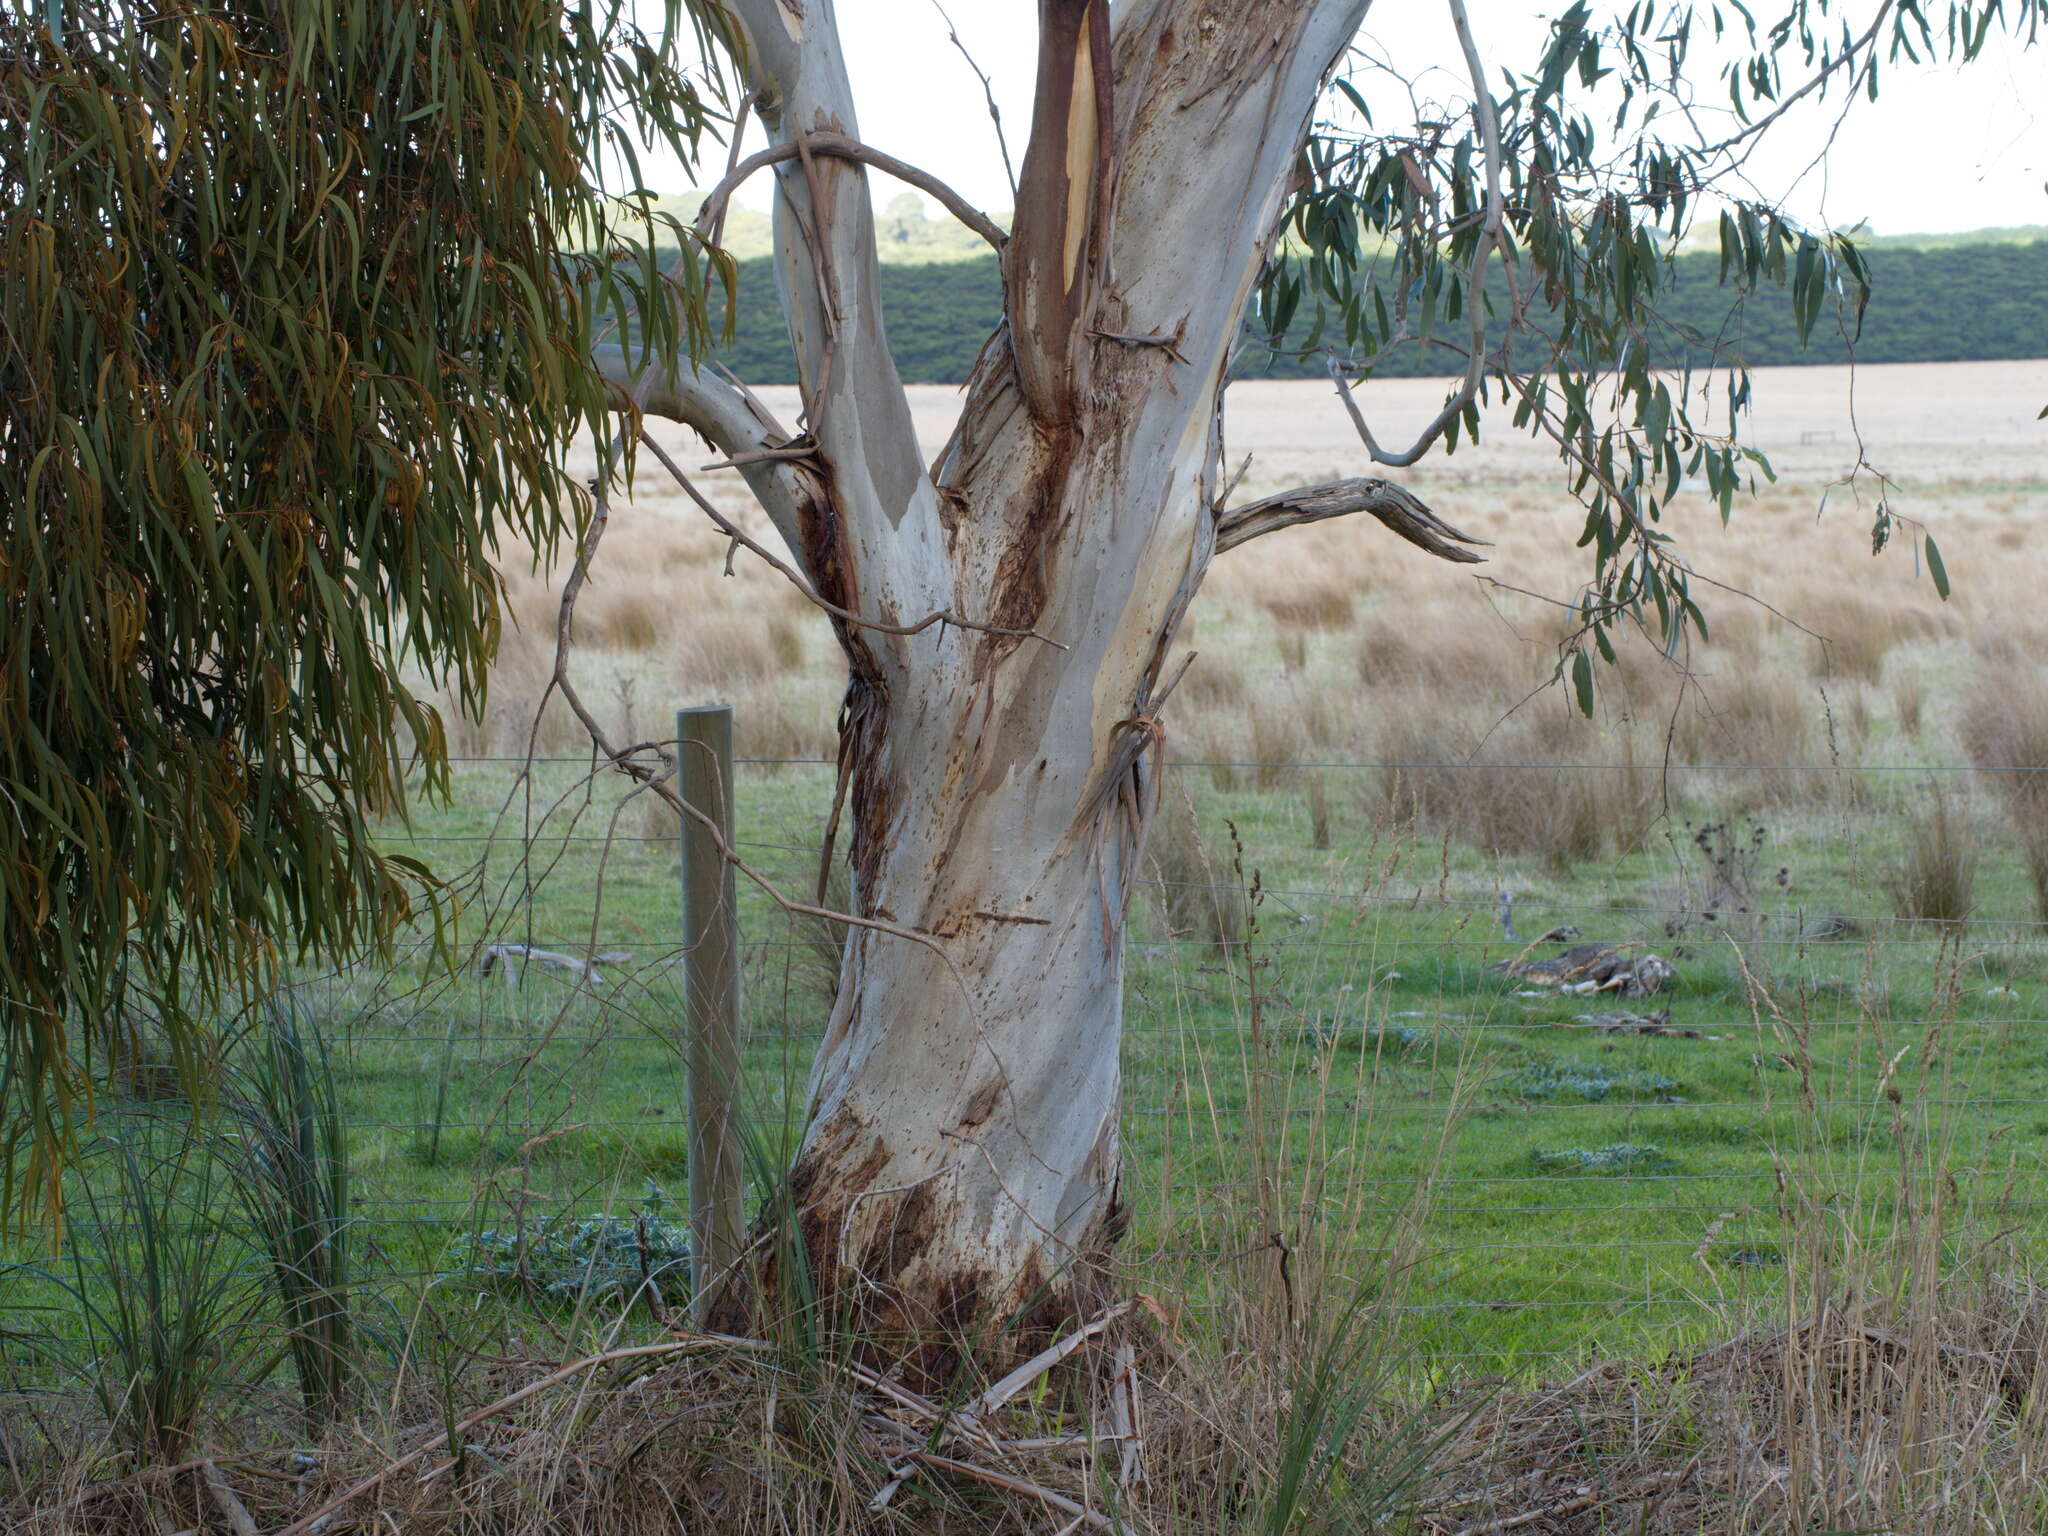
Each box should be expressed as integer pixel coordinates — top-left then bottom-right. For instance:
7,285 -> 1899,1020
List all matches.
1216,477 -> 1488,563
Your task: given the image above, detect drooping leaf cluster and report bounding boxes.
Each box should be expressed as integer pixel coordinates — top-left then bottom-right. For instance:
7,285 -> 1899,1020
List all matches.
0,0 -> 724,1213
1259,0 -> 2043,704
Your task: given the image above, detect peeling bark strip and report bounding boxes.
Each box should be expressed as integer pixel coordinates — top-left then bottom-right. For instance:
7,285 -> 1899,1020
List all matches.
1007,0 -> 1115,424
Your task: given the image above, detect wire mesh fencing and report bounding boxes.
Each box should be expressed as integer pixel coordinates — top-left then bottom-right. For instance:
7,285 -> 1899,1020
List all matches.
88,747 -> 2048,1377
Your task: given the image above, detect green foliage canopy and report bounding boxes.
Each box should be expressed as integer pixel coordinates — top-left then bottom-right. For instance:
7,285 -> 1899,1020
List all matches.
0,0 -> 721,1211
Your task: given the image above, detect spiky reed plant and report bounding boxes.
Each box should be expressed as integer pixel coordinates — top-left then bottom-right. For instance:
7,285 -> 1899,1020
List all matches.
1254,1279 -> 1466,1535
52,1118 -> 260,1465
226,1001 -> 357,1432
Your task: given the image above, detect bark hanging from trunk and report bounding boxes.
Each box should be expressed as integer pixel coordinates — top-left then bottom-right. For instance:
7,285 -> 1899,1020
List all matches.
1006,0 -> 1115,425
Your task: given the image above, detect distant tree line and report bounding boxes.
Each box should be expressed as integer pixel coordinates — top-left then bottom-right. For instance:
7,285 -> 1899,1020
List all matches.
690,239 -> 2048,385
702,256 -> 1005,383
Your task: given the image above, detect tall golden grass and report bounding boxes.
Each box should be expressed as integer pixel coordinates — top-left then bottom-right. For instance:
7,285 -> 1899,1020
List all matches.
1960,671 -> 2048,917
431,374 -> 2033,877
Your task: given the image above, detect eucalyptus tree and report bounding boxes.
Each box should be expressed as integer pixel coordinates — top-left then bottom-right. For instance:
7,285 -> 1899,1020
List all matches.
0,0 -> 724,1209
6,0 -> 2030,1359
590,0 -> 2028,1355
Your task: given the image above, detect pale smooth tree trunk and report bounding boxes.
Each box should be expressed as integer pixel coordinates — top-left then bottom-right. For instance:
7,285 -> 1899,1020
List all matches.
636,0 -> 1378,1367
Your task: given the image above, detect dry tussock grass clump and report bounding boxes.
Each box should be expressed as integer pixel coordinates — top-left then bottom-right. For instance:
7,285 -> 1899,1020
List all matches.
0,1298 -> 1424,1536
1692,592 -> 1768,654
736,691 -> 836,767
1429,1280 -> 2048,1535
1145,785 -> 1246,952
1177,652 -> 1250,713
1171,709 -> 1248,792
10,1350 -> 978,1536
1244,688 -> 1357,789
1892,665 -> 1928,738
468,634 -> 588,759
1884,791 -> 1978,926
1798,589 -> 1945,683
1668,668 -> 1827,809
1959,669 -> 2048,918
1376,704 -> 1657,871
1354,610 -> 1524,702
1673,669 -> 1812,765
675,604 -> 806,689
1260,577 -> 1356,633
1248,698 -> 1310,790
580,577 -> 676,652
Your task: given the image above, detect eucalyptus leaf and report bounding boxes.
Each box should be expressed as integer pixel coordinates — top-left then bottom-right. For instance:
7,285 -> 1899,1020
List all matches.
1926,533 -> 1951,600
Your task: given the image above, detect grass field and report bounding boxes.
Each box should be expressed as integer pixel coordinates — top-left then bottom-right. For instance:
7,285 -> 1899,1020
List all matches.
279,743 -> 2048,1378
8,361 -> 2048,1499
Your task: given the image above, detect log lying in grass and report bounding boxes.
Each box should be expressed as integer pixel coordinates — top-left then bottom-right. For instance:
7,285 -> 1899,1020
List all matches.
1494,941 -> 1676,998
475,943 -> 636,986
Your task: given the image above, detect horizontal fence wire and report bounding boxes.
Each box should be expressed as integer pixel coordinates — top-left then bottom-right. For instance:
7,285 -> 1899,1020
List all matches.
440,754 -> 2044,773
24,747 -> 2048,1386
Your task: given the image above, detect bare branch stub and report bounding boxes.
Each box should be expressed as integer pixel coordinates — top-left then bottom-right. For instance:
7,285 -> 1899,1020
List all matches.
1215,478 -> 1489,563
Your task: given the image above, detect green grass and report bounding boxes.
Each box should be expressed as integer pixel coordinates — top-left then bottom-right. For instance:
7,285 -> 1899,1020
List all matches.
340,761 -> 2048,1365
11,754 -> 2047,1402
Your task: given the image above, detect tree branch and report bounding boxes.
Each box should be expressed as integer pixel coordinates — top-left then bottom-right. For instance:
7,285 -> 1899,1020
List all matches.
638,431 -> 1066,650
1696,0 -> 1898,167
1330,0 -> 1504,468
591,342 -> 811,563
1214,478 -> 1488,562
706,0 -> 936,656
691,132 -> 1008,254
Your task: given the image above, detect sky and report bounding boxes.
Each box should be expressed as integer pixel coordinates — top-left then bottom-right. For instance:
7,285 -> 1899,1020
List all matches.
638,0 -> 2048,239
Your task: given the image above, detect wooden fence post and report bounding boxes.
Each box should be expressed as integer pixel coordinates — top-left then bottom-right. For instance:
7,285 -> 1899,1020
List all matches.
678,705 -> 743,1324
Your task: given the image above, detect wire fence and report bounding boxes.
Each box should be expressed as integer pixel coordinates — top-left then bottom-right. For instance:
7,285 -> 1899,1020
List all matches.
24,747 -> 2048,1378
